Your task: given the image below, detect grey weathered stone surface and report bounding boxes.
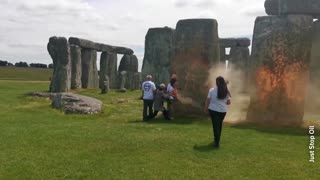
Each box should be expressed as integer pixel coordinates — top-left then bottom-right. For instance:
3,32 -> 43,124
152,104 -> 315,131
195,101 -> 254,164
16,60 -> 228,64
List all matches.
220,38 -> 251,47
70,45 -> 82,89
229,47 -> 250,70
81,49 -> 99,89
69,37 -> 134,55
118,55 -> 140,90
306,20 -> 320,111
170,19 -> 220,115
142,27 -> 174,85
247,15 -> 313,126
118,71 -> 127,92
119,54 -> 138,72
229,47 -> 250,92
47,36 -> 71,93
51,93 -> 103,114
30,92 -> 56,98
310,20 -> 320,87
100,75 -> 110,94
265,0 -> 320,18
99,52 -> 118,89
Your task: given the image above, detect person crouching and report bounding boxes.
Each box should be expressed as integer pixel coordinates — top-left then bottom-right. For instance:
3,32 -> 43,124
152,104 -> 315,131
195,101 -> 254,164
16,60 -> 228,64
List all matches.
153,83 -> 170,120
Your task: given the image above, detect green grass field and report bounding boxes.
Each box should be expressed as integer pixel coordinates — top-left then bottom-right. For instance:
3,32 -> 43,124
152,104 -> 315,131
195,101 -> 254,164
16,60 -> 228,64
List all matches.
0,67 -> 52,81
0,68 -> 319,179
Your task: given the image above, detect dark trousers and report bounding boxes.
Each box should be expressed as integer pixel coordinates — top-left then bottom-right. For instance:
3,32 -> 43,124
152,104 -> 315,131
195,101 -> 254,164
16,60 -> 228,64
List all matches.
209,110 -> 226,145
143,100 -> 154,121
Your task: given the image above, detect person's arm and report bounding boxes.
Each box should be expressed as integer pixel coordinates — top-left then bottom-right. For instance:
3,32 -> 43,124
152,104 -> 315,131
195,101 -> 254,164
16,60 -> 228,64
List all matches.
204,89 -> 212,113
204,98 -> 210,113
152,84 -> 156,96
226,98 -> 231,105
140,83 -> 144,100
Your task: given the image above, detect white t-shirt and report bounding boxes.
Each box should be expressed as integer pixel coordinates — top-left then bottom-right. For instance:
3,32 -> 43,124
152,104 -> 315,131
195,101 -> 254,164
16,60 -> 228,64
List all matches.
167,83 -> 175,100
207,87 -> 230,113
142,81 -> 156,100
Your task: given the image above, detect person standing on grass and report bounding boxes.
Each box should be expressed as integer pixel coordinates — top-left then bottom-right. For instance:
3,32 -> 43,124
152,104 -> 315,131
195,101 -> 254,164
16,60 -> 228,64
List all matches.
204,76 -> 231,148
142,75 -> 156,121
167,76 -> 177,120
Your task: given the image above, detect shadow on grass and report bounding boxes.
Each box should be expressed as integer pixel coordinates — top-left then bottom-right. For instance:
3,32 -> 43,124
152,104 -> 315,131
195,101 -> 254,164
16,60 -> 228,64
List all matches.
128,118 -> 194,125
228,122 -> 310,136
193,143 -> 219,152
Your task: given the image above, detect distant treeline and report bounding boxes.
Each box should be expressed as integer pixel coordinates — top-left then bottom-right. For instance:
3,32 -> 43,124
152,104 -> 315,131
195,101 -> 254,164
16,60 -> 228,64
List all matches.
0,60 -> 53,69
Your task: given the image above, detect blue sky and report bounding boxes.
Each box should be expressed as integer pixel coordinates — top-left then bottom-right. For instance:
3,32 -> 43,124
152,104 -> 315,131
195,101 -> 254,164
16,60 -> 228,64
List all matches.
0,0 -> 266,70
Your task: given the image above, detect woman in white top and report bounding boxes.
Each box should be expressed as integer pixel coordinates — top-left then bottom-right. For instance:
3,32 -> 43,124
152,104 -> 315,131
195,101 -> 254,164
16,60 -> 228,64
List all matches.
204,76 -> 231,148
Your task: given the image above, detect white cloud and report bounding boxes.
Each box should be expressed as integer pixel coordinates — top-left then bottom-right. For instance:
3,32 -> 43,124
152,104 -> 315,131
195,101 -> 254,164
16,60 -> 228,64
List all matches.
0,0 -> 266,70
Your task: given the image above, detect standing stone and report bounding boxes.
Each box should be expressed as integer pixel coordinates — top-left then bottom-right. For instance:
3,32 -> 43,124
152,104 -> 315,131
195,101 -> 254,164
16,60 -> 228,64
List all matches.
247,15 -> 313,126
119,54 -> 138,72
118,71 -> 127,92
100,52 -> 118,89
307,20 -> 320,111
229,46 -> 250,93
142,27 -> 174,85
220,38 -> 251,48
170,19 -> 220,115
47,36 -> 71,92
265,0 -> 320,18
101,75 -> 110,94
70,45 -> 82,89
118,55 -> 139,90
81,49 -> 99,89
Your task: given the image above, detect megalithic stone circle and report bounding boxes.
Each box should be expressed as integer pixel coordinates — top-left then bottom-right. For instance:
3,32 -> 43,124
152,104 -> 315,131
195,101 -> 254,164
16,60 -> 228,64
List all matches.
47,36 -> 71,93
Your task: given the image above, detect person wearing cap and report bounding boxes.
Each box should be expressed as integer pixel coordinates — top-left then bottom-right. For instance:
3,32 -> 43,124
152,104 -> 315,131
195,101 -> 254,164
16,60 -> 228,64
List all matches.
153,83 -> 170,120
141,75 -> 156,121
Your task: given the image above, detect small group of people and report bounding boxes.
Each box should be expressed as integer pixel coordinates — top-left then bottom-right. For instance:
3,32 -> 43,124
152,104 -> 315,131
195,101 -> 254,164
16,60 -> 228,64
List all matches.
141,74 -> 231,148
141,75 -> 177,121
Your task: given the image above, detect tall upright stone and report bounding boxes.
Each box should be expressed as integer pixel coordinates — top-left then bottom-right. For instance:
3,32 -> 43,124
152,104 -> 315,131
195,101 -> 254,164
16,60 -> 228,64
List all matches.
118,54 -> 140,90
142,27 -> 174,85
170,19 -> 220,114
229,46 -> 250,93
47,36 -> 71,93
81,49 -> 99,89
247,15 -> 313,126
265,0 -> 320,18
70,45 -> 82,89
307,20 -> 320,111
100,52 -> 118,89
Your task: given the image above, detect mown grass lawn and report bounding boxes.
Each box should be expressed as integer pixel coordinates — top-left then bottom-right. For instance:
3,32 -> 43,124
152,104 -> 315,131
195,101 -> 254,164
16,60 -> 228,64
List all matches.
0,67 -> 52,81
0,80 -> 319,179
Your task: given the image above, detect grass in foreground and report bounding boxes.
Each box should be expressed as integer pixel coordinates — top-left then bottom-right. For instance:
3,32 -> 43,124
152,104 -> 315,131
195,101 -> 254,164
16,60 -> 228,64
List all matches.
0,80 -> 319,179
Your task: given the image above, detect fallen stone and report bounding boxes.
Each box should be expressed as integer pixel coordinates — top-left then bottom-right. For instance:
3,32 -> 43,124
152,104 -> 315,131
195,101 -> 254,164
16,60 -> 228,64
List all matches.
51,93 -> 103,114
30,92 -> 56,98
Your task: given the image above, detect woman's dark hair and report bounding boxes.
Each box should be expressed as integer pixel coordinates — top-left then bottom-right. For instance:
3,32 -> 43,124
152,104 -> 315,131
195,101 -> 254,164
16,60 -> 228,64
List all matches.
170,78 -> 177,87
216,76 -> 231,99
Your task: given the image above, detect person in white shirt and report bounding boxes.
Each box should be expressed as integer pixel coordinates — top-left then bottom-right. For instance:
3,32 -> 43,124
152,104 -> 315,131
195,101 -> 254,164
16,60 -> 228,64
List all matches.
204,76 -> 231,148
142,75 -> 156,121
